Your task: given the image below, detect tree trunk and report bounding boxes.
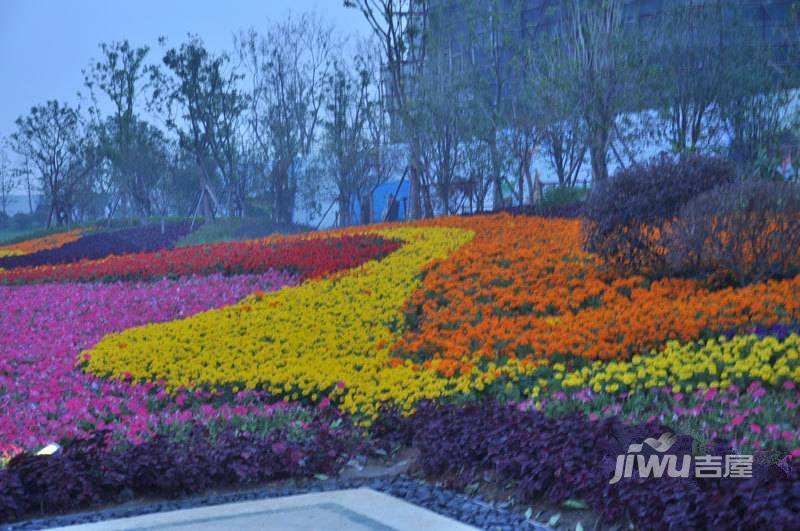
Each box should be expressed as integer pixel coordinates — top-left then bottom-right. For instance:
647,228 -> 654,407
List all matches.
588,139 -> 609,183
409,141 -> 422,219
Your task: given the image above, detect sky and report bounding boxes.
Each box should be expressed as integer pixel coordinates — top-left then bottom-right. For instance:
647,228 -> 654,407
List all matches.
0,0 -> 370,142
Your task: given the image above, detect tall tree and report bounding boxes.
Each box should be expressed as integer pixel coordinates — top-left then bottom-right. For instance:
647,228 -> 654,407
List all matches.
321,57 -> 373,226
462,0 -> 521,209
0,145 -> 17,216
9,101 -> 95,227
535,0 -> 638,183
84,40 -> 158,217
418,27 -> 469,215
237,14 -> 334,224
717,7 -> 799,178
156,37 -> 246,222
345,0 -> 429,219
645,2 -> 730,154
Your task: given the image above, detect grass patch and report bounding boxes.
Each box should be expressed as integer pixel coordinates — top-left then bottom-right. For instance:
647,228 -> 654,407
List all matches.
176,218 -> 313,247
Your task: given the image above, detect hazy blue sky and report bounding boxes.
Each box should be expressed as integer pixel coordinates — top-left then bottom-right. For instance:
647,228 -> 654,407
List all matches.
0,0 -> 370,140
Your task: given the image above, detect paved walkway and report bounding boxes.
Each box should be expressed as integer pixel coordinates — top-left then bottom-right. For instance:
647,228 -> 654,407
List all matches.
51,488 -> 477,531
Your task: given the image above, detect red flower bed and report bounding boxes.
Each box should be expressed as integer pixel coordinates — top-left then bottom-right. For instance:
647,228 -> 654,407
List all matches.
0,234 -> 401,284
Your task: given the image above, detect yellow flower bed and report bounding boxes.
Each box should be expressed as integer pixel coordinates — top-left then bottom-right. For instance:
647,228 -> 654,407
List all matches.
83,226 -> 474,421
557,333 -> 800,394
0,250 -> 21,258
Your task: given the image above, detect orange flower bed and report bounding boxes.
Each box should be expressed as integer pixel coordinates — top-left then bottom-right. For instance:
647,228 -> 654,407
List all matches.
0,229 -> 85,255
392,214 -> 800,372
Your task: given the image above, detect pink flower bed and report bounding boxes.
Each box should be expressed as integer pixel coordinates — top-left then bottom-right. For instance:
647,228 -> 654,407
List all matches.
0,271 -> 299,456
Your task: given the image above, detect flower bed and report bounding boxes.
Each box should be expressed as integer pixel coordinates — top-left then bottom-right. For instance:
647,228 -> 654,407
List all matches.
0,272 -> 298,456
0,213 -> 797,527
0,228 -> 85,256
82,227 -> 473,422
0,232 -> 400,284
0,407 -> 359,522
393,215 -> 800,367
0,224 -> 191,271
404,401 -> 799,531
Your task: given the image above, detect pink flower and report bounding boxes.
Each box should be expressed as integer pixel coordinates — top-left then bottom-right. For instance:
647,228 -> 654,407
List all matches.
747,381 -> 766,400
782,431 -> 794,442
749,423 -> 762,434
784,381 -> 796,390
318,397 -> 331,409
673,393 -> 684,401
731,414 -> 746,427
703,388 -> 717,401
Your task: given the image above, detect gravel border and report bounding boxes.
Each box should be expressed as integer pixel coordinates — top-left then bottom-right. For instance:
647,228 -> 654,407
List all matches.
4,475 -> 551,531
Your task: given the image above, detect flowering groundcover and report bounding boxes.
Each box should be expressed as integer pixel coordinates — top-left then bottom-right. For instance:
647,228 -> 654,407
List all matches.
0,232 -> 400,284
401,401 -> 799,531
0,224 -> 192,270
0,271 -> 299,455
0,228 -> 86,257
0,213 -> 798,526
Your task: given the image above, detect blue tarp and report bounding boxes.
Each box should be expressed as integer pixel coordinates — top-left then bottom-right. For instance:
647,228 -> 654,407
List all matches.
352,180 -> 410,223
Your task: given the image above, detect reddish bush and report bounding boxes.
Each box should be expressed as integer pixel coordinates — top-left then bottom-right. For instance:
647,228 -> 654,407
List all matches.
582,154 -> 735,274
666,180 -> 800,286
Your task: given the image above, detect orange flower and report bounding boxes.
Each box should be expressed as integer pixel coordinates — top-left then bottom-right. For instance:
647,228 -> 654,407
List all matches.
0,228 -> 85,255
388,214 -> 800,367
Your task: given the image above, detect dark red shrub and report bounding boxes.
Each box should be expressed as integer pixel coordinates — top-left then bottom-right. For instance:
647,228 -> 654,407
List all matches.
666,179 -> 800,286
582,154 -> 735,274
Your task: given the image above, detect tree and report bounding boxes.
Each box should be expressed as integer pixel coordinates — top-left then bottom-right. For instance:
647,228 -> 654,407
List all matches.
10,101 -> 95,227
156,36 -> 246,222
534,0 -> 638,183
345,0 -> 429,219
320,58 -> 373,226
0,145 -> 17,216
648,3 -> 727,154
461,0 -> 522,210
84,40 -> 158,217
237,15 -> 334,224
417,29 -> 469,215
717,8 -> 799,178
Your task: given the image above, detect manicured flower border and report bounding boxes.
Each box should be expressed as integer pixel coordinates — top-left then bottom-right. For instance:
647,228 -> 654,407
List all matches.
0,224 -> 192,271
393,215 -> 800,368
0,407 -> 359,523
82,227 -> 474,422
1,212 -> 798,529
403,401 -> 799,531
0,228 -> 86,256
0,233 -> 399,284
0,272 -> 299,455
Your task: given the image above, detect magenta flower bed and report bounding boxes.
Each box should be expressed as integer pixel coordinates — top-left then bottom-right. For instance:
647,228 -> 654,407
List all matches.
0,271 -> 299,456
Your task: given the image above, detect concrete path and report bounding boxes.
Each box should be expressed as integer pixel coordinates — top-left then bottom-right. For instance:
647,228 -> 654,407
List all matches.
51,488 -> 478,531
